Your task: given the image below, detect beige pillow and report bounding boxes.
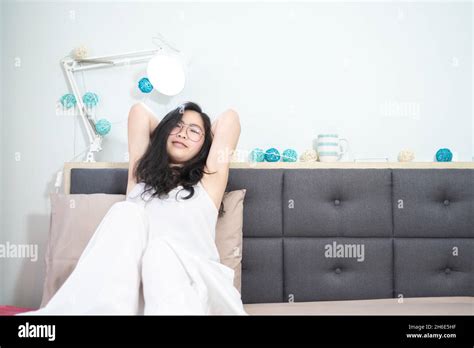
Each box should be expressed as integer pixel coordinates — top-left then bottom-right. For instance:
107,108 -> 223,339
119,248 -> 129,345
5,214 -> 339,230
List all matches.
40,189 -> 246,308
215,189 -> 246,293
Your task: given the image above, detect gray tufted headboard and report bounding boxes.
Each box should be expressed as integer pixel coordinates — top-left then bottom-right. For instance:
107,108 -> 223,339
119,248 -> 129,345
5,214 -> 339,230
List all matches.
65,162 -> 474,304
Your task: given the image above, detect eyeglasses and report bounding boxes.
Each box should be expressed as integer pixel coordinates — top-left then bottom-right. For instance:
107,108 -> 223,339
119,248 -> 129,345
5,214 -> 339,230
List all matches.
170,121 -> 204,142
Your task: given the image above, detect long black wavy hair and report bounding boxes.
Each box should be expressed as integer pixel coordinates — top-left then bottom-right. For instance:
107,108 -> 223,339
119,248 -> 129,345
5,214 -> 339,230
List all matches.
132,101 -> 225,217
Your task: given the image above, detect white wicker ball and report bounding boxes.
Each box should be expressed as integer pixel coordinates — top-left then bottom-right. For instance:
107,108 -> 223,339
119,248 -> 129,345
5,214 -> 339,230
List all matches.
398,149 -> 415,162
73,45 -> 89,60
299,149 -> 318,162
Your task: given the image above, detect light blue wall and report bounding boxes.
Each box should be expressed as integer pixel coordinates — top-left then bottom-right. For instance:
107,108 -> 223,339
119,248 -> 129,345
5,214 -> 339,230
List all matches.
0,1 -> 472,307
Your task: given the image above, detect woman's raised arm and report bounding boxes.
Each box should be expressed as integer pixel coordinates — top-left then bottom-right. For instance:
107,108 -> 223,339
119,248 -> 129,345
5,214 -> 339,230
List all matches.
126,102 -> 160,195
204,109 -> 241,206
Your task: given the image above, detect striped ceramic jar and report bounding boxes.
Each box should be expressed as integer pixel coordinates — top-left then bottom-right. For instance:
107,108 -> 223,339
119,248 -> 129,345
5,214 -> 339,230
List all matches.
317,134 -> 349,162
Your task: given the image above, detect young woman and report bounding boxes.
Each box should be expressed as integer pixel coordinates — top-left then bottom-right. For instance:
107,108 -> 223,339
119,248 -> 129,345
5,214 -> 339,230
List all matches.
20,102 -> 247,315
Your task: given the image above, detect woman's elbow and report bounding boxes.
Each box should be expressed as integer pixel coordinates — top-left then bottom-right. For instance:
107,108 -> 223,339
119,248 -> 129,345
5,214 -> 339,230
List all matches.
212,109 -> 241,137
222,109 -> 240,126
226,108 -> 239,118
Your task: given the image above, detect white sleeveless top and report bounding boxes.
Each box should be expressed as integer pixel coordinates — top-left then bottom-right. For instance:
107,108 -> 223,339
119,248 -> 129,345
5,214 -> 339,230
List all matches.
126,180 -> 220,262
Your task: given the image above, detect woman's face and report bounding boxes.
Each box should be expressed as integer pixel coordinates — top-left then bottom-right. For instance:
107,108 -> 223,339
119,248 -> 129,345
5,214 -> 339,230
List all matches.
167,110 -> 205,166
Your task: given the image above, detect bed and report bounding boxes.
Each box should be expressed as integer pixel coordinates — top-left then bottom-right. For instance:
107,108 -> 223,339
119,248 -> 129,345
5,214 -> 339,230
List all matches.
3,161 -> 473,315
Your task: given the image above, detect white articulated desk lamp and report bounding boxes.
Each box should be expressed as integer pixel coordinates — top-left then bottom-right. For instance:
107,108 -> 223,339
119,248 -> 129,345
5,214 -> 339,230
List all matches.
61,35 -> 186,162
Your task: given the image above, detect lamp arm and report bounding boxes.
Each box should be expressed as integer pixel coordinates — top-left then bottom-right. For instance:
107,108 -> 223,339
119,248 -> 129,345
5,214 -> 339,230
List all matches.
62,60 -> 97,144
67,49 -> 161,72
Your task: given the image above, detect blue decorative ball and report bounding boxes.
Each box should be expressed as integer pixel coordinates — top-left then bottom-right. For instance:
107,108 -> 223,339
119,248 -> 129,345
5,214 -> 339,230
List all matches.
282,149 -> 298,162
82,92 -> 99,108
435,148 -> 453,162
250,148 -> 265,162
138,77 -> 153,93
60,93 -> 77,109
95,118 -> 111,136
264,148 -> 281,162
